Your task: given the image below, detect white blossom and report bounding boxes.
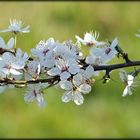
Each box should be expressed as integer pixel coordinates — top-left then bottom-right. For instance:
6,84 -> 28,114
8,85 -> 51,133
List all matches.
24,83 -> 48,107
87,38 -> 118,64
25,60 -> 41,80
1,19 -> 30,34
60,66 -> 94,105
75,31 -> 107,47
47,57 -> 80,80
0,48 -> 28,77
119,70 -> 136,97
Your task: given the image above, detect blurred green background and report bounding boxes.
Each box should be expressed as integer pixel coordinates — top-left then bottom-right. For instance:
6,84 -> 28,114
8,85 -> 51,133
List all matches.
0,1 -> 140,138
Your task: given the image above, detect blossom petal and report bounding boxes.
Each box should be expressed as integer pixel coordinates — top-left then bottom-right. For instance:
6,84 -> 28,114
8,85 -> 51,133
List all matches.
36,94 -> 46,108
59,80 -> 73,90
73,91 -> 84,105
119,70 -> 128,83
78,83 -> 91,94
47,67 -> 61,76
24,92 -> 35,103
0,37 -> 5,48
110,38 -> 118,49
12,61 -> 25,69
60,71 -> 71,80
85,56 -> 94,64
68,65 -> 80,74
122,86 -> 129,97
7,38 -> 14,49
61,91 -> 73,103
75,35 -> 85,43
85,65 -> 95,78
10,68 -> 22,75
73,73 -> 83,86
127,75 -> 134,86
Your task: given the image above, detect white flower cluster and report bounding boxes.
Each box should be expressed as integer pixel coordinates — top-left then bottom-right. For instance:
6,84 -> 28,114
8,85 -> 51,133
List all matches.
0,19 -> 139,107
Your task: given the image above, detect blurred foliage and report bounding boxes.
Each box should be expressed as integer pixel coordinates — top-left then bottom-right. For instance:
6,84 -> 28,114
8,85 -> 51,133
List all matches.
0,1 -> 140,138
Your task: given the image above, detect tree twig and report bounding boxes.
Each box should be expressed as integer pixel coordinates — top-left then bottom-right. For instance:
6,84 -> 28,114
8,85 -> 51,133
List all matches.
0,61 -> 140,86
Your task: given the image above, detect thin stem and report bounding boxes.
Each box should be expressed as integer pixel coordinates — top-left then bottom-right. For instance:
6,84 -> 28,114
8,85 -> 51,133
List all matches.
14,35 -> 17,50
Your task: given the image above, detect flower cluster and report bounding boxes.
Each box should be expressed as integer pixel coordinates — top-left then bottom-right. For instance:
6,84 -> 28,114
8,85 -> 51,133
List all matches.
0,19 -> 139,108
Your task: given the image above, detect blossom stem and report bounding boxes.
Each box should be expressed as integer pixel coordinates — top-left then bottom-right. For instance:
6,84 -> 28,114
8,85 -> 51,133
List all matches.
14,35 -> 17,50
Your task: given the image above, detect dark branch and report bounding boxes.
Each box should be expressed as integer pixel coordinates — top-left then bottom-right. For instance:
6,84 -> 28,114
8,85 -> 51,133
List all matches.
94,61 -> 140,71
0,61 -> 140,86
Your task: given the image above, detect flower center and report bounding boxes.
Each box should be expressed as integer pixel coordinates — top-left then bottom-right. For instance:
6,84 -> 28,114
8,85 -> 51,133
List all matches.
43,49 -> 49,56
105,48 -> 112,55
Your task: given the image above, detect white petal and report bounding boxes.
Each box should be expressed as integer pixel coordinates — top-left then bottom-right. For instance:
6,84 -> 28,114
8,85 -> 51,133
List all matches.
1,29 -> 11,33
122,86 -> 129,97
85,56 -> 94,64
127,75 -> 134,86
75,35 -> 85,43
7,38 -> 14,49
68,65 -> 80,74
37,63 -> 41,75
42,58 -> 55,68
73,91 -> 84,105
24,93 -> 35,103
1,68 -> 10,75
2,52 -> 14,62
96,42 -> 107,47
59,80 -> 73,90
78,83 -> 91,94
119,70 -> 127,83
61,91 -> 73,103
36,94 -> 46,108
21,25 -> 30,33
16,48 -> 22,58
23,53 -> 29,61
84,33 -> 95,43
73,73 -> 83,86
11,73 -> 23,80
60,71 -> 71,80
110,37 -> 118,49
85,65 -> 95,78
47,67 -> 61,76
12,61 -> 25,69
10,68 -> 22,75
0,37 -> 5,48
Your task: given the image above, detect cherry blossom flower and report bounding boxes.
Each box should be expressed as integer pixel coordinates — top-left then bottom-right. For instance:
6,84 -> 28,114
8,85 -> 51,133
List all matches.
0,37 -> 14,49
47,57 -> 80,81
86,38 -> 118,64
25,60 -> 41,80
119,70 -> 136,97
31,38 -> 58,69
60,65 -> 95,105
75,31 -> 107,47
0,48 -> 28,77
24,83 -> 48,107
1,19 -> 30,34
